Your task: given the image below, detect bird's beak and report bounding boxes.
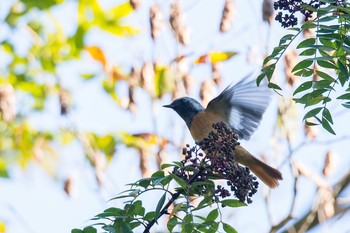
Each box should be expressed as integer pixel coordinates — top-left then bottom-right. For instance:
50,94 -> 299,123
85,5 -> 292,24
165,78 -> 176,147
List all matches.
163,104 -> 173,109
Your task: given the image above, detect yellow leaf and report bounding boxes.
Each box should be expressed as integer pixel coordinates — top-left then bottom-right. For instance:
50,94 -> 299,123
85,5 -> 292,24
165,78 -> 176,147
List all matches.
109,2 -> 134,18
86,46 -> 106,66
0,221 -> 5,233
194,51 -> 238,64
154,65 -> 175,97
208,51 -> 238,63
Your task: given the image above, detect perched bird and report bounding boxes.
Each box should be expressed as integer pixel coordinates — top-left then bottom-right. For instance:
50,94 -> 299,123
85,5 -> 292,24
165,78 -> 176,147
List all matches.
164,77 -> 282,188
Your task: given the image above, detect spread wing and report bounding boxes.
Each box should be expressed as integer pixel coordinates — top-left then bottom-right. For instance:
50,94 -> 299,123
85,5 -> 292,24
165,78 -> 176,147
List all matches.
206,76 -> 271,140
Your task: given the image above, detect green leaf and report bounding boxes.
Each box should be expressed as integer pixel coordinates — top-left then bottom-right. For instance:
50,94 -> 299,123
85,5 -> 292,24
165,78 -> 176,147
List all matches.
223,223 -> 238,233
301,21 -> 316,30
322,108 -> 333,124
82,226 -> 97,233
267,82 -> 282,91
316,70 -> 336,81
161,163 -> 174,170
206,209 -> 219,221
256,73 -> 265,86
144,211 -> 156,221
221,199 -> 246,207
155,193 -> 166,222
279,34 -> 295,45
297,38 -> 316,49
293,81 -> 313,95
167,216 -> 178,232
305,120 -> 319,126
170,173 -> 187,190
292,60 -> 313,72
81,73 -> 96,80
71,229 -> 84,233
303,107 -> 323,120
206,222 -> 219,233
313,80 -> 334,90
337,93 -> 350,100
322,118 -> 336,135
138,178 -> 151,189
121,222 -> 133,233
262,64 -> 276,81
319,38 -> 336,49
151,170 -> 165,179
306,96 -> 326,107
337,60 -> 349,80
317,60 -> 338,69
182,214 -> 194,232
300,48 -> 316,56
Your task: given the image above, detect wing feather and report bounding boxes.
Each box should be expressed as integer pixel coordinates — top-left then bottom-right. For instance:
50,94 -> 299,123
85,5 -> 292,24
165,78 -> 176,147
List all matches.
206,76 -> 271,140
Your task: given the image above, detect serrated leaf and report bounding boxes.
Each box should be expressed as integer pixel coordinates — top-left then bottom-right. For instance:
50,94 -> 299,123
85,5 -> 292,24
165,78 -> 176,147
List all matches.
322,118 -> 336,135
303,107 -> 323,120
293,81 -> 313,95
221,199 -> 246,207
292,60 -> 313,72
144,211 -> 156,221
297,38 -> 316,49
223,223 -> 238,233
206,209 -> 218,221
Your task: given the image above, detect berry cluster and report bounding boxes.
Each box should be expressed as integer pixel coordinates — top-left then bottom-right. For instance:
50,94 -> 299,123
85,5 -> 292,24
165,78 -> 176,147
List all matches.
172,122 -> 258,204
274,0 -> 325,27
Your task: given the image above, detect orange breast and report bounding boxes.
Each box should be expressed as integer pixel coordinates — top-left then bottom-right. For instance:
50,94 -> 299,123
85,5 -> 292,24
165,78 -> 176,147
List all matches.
189,111 -> 223,141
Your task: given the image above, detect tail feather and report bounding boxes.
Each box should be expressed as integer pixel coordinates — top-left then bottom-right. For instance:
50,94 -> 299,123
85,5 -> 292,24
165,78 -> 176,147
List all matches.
248,156 -> 283,188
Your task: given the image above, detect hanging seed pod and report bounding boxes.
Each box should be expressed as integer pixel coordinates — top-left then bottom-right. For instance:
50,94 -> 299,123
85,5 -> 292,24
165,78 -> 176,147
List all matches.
262,0 -> 274,25
59,88 -> 71,115
303,14 -> 316,38
284,50 -> 299,86
141,62 -> 155,95
304,119 -> 318,141
313,64 -> 320,81
220,0 -> 235,33
212,63 -> 221,86
322,151 -> 337,177
318,187 -> 335,219
200,80 -> 215,107
150,4 -> 163,40
64,175 -> 75,196
182,73 -> 193,94
0,84 -> 16,122
130,0 -> 141,10
169,0 -> 190,45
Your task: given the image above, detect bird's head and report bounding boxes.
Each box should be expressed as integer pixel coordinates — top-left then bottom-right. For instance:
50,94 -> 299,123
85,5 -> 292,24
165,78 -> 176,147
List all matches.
163,97 -> 204,127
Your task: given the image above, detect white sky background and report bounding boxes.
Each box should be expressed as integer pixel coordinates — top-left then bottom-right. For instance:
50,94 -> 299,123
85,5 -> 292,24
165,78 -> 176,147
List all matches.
1,0 -> 350,232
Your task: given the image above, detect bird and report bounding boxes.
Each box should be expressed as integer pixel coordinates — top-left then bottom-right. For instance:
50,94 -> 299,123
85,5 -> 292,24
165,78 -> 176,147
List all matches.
163,77 -> 283,188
